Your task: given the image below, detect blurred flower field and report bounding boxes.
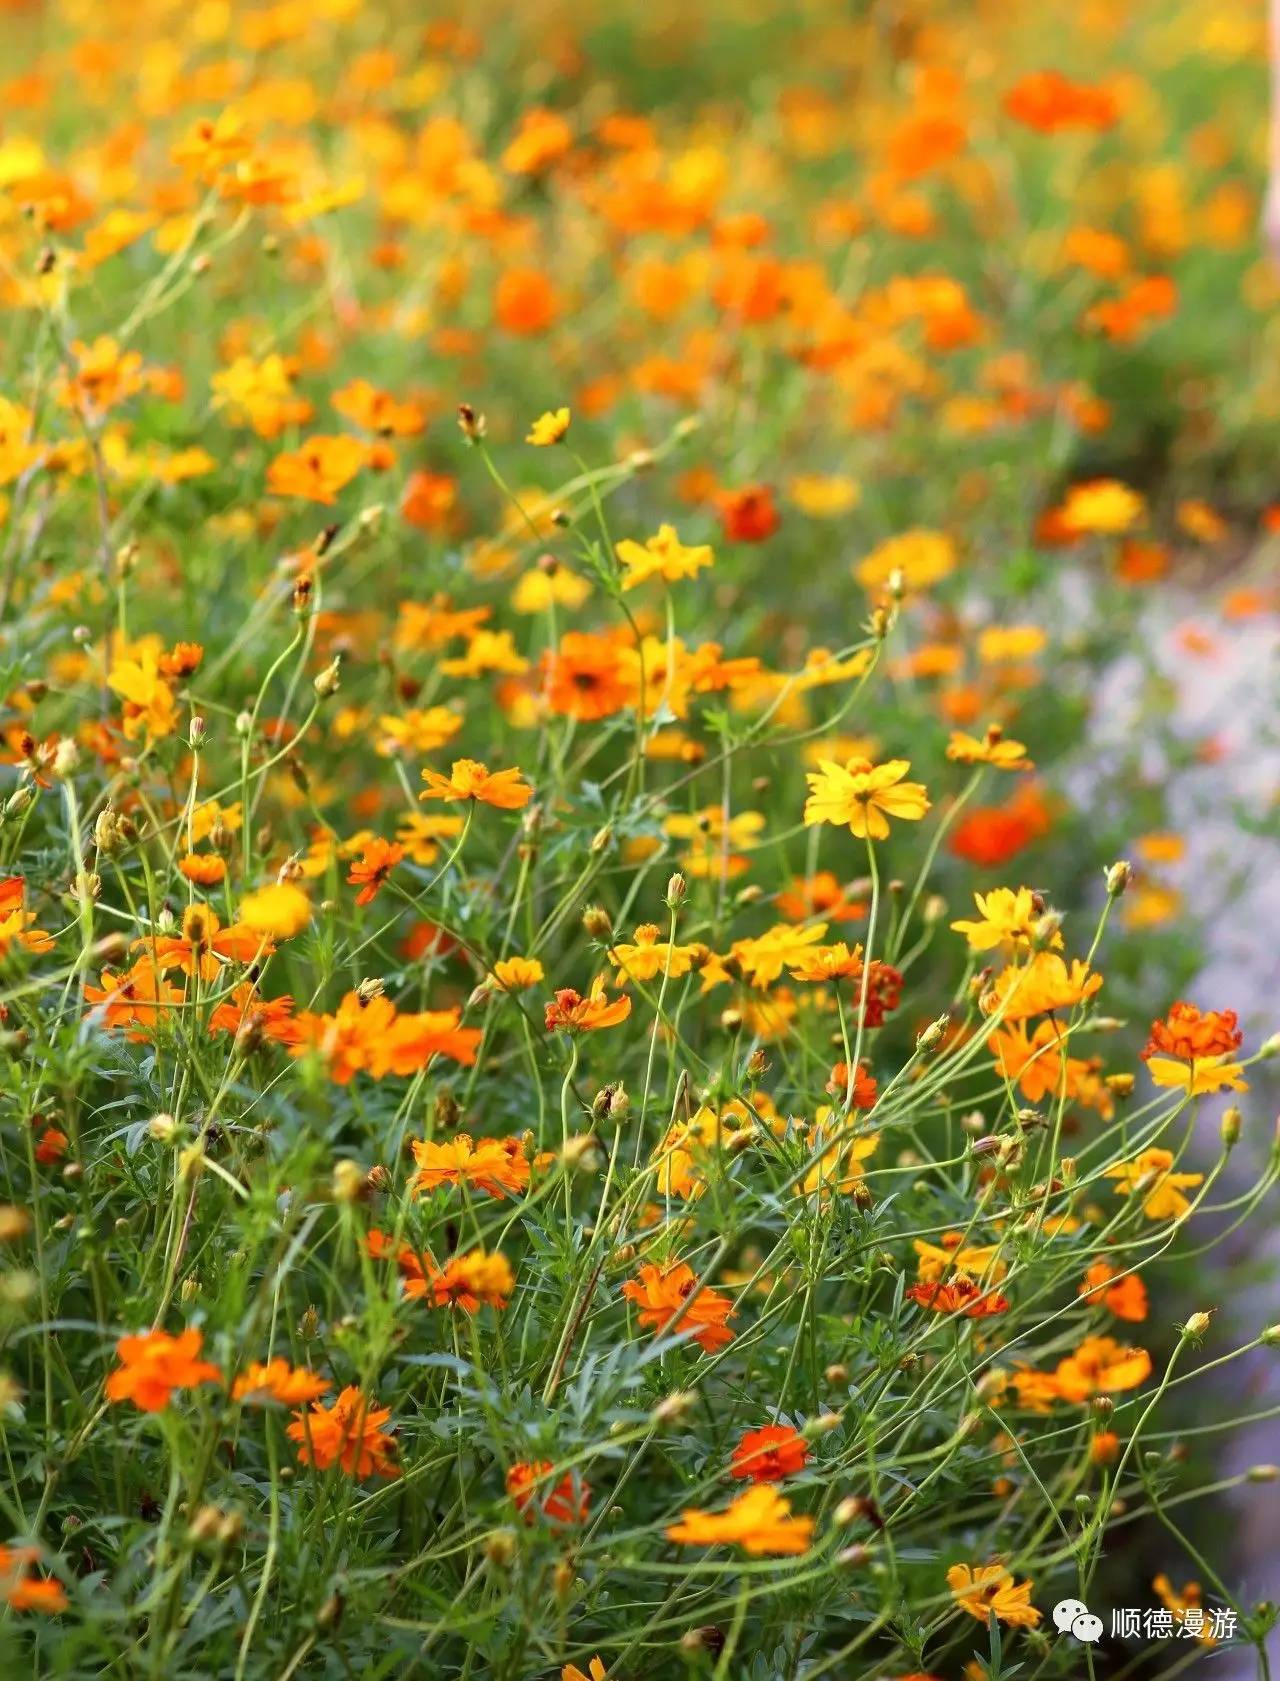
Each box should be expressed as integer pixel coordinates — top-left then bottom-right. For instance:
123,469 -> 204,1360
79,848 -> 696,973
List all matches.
0,0 -> 1278,1676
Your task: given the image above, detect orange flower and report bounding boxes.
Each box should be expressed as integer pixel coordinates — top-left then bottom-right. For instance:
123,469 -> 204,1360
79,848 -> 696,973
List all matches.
208,983 -> 301,1047
266,435 -> 365,504
292,994 -> 480,1082
105,1328 -> 222,1411
137,903 -> 268,981
506,1460 -> 590,1525
420,758 -> 533,809
543,631 -> 639,720
366,1231 -> 514,1310
0,876 -> 55,956
718,485 -> 780,543
232,1359 -> 330,1404
729,1424 -> 809,1483
1003,70 -> 1119,134
84,959 -> 182,1040
544,978 -> 632,1033
288,1386 -> 399,1478
666,1485 -> 813,1556
1050,1337 -> 1152,1403
347,838 -> 404,906
0,1546 -> 67,1613
495,268 -> 559,335
1079,1263 -> 1148,1323
907,1277 -> 1010,1319
621,1260 -> 735,1353
410,1133 -> 530,1200
1141,1004 -> 1247,1092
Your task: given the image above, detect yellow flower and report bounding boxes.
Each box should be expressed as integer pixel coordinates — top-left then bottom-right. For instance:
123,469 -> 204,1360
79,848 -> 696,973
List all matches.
947,1562 -> 1041,1628
1060,478 -> 1146,535
238,882 -> 311,940
611,924 -> 700,986
787,473 -> 861,517
1144,1054 -> 1247,1095
511,567 -> 592,613
854,529 -> 955,592
615,525 -> 714,590
977,625 -> 1046,664
951,887 -> 1058,954
946,725 -> 1033,771
527,407 -> 571,446
803,757 -> 930,841
492,956 -> 545,991
666,1485 -> 814,1556
1105,1148 -> 1204,1219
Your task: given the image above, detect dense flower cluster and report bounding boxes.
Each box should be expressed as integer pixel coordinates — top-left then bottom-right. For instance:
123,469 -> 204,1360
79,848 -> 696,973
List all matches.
0,0 -> 1273,1676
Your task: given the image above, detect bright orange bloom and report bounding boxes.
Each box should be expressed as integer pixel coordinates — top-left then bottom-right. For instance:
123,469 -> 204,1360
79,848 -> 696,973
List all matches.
1141,1003 -> 1247,1092
907,1277 -> 1010,1319
346,838 -> 404,906
288,1386 -> 399,1478
366,1230 -> 514,1310
1051,1336 -> 1152,1403
105,1328 -> 222,1412
208,983 -> 301,1047
137,903 -> 267,981
292,994 -> 481,1083
1003,70 -> 1119,133
506,1460 -> 590,1525
1080,1263 -> 1148,1323
621,1261 -> 735,1353
718,485 -> 780,543
232,1359 -> 330,1404
544,978 -> 632,1032
495,268 -> 559,335
0,876 -> 54,956
420,758 -> 533,809
729,1424 -> 809,1483
266,434 -> 365,504
84,960 -> 182,1040
410,1133 -> 530,1200
666,1485 -> 813,1555
543,631 -> 639,720
0,1547 -> 67,1613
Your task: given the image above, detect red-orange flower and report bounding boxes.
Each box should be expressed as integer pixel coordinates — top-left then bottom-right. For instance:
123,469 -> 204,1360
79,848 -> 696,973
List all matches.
1141,1002 -> 1242,1065
544,978 -> 632,1032
288,1386 -> 399,1478
718,484 -> 780,543
906,1277 -> 1010,1319
347,838 -> 404,906
506,1460 -> 590,1525
729,1424 -> 809,1483
105,1328 -> 222,1411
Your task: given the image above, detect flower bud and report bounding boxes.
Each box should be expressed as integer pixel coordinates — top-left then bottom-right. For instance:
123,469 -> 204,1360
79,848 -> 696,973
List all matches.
1247,1465 -> 1279,1483
313,657 -> 342,698
582,905 -> 612,941
1221,1107 -> 1243,1149
1182,1311 -> 1213,1340
1105,860 -> 1132,896
665,872 -> 687,908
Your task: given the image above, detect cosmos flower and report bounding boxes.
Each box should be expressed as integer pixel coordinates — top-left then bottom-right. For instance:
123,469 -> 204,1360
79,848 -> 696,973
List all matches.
666,1486 -> 813,1555
288,1387 -> 399,1479
804,758 -> 930,841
